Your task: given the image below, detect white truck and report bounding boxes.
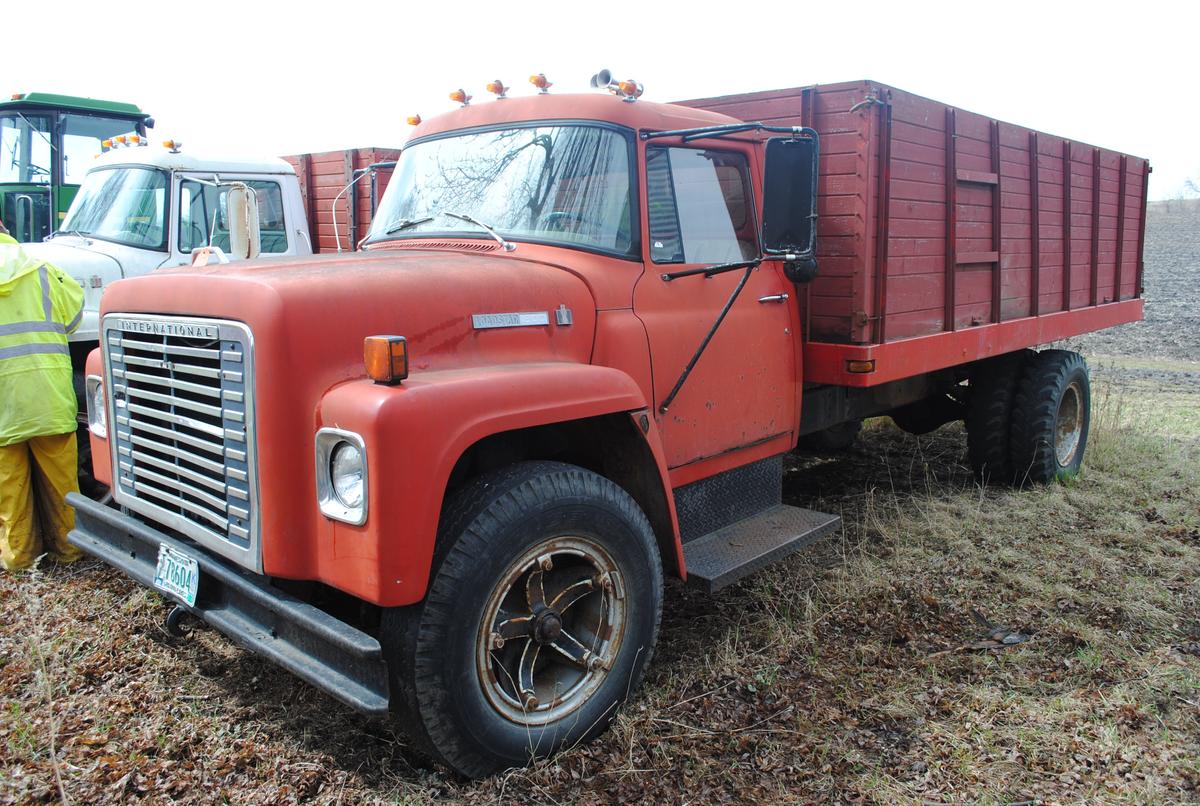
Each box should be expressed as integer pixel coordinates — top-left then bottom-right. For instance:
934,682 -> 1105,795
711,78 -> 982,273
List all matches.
24,142 -> 314,350
20,142 -> 313,489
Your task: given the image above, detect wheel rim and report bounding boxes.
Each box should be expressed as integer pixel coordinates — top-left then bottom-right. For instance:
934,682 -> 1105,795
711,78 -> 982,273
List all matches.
475,536 -> 626,726
1054,381 -> 1084,467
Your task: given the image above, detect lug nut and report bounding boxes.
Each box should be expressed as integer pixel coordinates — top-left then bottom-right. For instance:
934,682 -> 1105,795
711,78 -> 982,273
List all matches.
489,632 -> 505,650
523,692 -> 539,709
538,555 -> 554,571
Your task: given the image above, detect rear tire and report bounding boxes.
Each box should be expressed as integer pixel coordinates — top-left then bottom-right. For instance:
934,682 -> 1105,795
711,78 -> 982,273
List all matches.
380,461 -> 663,778
1009,350 -> 1091,485
965,350 -> 1033,483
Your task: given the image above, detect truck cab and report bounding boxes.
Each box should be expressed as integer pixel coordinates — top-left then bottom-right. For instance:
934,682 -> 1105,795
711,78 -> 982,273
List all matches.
0,92 -> 152,242
23,143 -> 312,346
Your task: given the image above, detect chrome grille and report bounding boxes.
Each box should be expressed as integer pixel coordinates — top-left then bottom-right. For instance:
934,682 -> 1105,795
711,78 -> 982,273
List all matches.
102,314 -> 259,571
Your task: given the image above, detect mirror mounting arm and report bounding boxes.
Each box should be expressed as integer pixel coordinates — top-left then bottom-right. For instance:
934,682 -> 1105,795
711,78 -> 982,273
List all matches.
660,258 -> 760,282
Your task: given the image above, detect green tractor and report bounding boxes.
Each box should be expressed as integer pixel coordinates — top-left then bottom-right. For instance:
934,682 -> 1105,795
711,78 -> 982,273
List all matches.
1,92 -> 152,242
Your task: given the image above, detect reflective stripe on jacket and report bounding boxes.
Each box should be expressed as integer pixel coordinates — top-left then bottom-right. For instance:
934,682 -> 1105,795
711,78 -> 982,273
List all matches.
0,233 -> 84,446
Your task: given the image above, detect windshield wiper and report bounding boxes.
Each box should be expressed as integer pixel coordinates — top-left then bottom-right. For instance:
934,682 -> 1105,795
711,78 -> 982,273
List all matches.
383,216 -> 434,235
48,229 -> 93,244
443,211 -> 515,252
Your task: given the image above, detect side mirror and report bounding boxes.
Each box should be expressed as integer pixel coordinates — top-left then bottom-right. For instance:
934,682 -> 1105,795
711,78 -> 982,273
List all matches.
226,184 -> 261,260
760,134 -> 819,283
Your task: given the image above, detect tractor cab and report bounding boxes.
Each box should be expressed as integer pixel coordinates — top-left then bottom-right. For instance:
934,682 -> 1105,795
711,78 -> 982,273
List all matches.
0,92 -> 152,242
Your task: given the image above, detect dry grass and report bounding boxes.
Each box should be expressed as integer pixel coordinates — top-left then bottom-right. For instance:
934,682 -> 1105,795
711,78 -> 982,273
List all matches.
2,372 -> 1198,805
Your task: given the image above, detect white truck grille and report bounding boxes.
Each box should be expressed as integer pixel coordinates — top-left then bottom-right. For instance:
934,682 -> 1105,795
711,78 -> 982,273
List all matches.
102,314 -> 260,571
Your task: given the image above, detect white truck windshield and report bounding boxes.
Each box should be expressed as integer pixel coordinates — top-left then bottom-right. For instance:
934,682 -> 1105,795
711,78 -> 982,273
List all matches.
60,167 -> 169,250
367,125 -> 635,256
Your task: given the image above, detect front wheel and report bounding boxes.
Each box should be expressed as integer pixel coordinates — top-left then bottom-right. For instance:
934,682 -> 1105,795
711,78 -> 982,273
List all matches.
381,461 -> 663,778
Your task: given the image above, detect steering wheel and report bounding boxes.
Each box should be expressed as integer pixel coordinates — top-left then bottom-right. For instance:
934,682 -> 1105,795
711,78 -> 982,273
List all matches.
128,220 -> 156,243
543,210 -> 591,232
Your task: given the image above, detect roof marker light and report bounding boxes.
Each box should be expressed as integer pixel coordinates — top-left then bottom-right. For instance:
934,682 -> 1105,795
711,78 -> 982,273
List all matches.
101,139 -> 113,152
486,80 -> 508,99
529,73 -> 552,94
618,79 -> 644,101
162,140 -> 182,153
114,135 -> 127,145
449,89 -> 471,106
407,114 -> 422,126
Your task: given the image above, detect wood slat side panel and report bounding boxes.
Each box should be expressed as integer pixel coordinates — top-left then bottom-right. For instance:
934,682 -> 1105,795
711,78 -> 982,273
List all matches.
683,81 -> 1148,345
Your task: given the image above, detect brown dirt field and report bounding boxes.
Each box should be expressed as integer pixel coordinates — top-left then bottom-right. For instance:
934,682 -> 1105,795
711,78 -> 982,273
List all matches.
2,204 -> 1198,805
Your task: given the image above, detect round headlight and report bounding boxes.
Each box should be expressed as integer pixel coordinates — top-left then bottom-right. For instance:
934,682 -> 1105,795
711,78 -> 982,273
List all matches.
330,442 -> 364,509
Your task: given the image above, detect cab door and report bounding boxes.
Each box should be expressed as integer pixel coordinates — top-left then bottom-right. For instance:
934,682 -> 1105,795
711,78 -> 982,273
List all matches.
633,142 -> 798,469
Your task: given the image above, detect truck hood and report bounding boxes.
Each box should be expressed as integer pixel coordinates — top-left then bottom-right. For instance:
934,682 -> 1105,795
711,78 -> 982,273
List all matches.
22,238 -> 126,280
21,238 -> 129,343
100,249 -> 598,381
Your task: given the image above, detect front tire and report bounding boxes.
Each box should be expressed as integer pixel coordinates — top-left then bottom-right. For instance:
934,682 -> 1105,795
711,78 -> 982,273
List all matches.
1009,350 -> 1091,485
381,461 -> 663,778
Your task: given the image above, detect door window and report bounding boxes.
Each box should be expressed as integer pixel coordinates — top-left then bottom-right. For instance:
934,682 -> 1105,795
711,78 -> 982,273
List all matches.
179,179 -> 287,253
645,147 -> 756,264
0,114 -> 52,185
61,114 -> 143,184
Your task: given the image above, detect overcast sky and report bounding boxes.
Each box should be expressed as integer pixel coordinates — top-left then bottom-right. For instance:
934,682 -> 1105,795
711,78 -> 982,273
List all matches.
7,0 -> 1196,199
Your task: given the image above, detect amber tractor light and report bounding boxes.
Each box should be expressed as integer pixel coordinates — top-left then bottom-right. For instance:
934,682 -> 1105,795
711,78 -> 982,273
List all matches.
529,73 -> 552,93
364,335 -> 409,384
449,89 -> 472,106
406,114 -> 422,126
486,80 -> 508,98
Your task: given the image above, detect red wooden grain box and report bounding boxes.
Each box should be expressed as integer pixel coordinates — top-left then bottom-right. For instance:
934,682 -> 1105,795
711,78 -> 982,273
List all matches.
682,81 -> 1148,386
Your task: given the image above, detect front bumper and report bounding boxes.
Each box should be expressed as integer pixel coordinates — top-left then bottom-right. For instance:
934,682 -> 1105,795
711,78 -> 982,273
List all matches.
66,493 -> 390,717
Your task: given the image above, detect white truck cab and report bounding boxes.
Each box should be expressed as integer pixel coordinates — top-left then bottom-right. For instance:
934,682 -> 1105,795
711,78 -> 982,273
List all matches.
22,143 -> 313,344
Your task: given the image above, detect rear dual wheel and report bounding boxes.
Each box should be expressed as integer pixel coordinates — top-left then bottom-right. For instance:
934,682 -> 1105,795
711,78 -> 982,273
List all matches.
966,349 -> 1091,485
1009,350 -> 1091,485
381,461 -> 663,778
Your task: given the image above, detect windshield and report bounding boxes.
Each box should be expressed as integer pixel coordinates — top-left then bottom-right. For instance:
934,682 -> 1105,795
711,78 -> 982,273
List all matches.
0,114 -> 52,185
366,125 -> 635,256
60,166 -> 169,250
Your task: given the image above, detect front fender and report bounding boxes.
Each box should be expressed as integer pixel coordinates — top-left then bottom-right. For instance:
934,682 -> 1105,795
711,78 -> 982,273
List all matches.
311,362 -> 656,606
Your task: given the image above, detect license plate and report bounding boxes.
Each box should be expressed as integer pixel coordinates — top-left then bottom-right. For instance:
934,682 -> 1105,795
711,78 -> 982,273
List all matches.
154,544 -> 200,608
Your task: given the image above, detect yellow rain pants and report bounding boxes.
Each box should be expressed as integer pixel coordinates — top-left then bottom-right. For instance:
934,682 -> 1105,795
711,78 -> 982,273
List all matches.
0,432 -> 82,570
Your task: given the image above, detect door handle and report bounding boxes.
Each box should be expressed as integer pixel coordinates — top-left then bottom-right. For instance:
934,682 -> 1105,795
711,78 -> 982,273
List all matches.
757,293 -> 790,304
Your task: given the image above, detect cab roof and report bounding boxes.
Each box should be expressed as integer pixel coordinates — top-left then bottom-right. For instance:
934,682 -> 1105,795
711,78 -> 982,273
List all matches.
88,146 -> 296,176
408,92 -> 745,142
1,92 -> 148,119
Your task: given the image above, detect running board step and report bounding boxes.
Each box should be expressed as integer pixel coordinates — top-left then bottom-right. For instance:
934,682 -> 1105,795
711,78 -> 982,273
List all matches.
683,505 -> 841,594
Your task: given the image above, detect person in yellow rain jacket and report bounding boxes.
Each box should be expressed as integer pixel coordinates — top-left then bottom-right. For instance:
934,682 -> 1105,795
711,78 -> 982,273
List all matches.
0,219 -> 85,570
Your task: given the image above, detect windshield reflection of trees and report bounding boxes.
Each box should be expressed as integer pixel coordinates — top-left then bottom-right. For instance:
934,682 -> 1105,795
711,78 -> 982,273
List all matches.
384,126 -> 631,253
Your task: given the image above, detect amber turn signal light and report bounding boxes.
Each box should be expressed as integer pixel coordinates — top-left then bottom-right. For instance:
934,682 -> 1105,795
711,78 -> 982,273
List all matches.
364,336 -> 409,384
846,359 -> 876,374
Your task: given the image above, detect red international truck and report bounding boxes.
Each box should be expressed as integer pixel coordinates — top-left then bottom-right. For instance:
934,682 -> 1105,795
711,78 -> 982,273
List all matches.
68,76 -> 1147,777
